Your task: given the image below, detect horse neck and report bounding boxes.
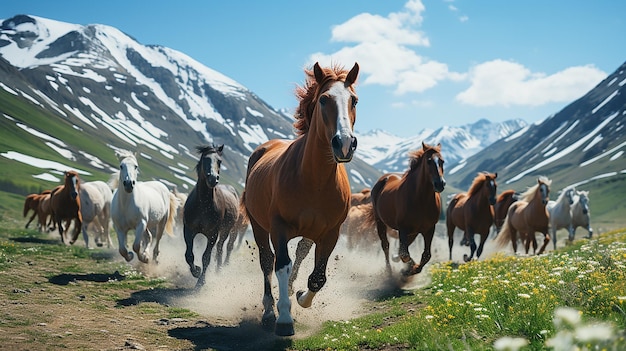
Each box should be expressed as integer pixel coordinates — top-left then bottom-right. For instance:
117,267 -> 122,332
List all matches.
403,160 -> 435,200
472,184 -> 491,208
528,189 -> 546,213
299,125 -> 345,187
196,179 -> 217,203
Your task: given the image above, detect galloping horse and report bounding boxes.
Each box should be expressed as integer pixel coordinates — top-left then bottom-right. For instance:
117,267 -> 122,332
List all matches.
571,190 -> 592,240
496,177 -> 551,255
446,172 -> 497,262
110,150 -> 177,263
23,190 -> 50,229
241,62 -> 359,336
183,145 -> 240,287
367,142 -> 446,276
493,189 -> 519,234
80,181 -> 113,248
546,186 -> 576,250
37,188 -> 60,232
50,171 -> 82,244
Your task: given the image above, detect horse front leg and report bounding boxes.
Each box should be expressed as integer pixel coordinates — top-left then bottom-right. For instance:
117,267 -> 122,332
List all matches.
475,232 -> 489,259
446,221 -> 455,261
224,223 -> 237,266
133,221 -> 149,263
464,228 -> 477,262
537,231 -> 550,255
116,226 -> 134,262
274,233 -> 295,336
215,227 -> 229,270
56,217 -> 66,244
288,238 -> 313,295
69,218 -> 82,245
404,229 -> 433,276
183,226 -> 201,279
197,232 -> 218,287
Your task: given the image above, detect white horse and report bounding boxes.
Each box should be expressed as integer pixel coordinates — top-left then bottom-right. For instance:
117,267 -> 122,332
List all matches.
571,190 -> 592,241
79,180 -> 113,248
547,187 -> 576,250
110,150 -> 178,263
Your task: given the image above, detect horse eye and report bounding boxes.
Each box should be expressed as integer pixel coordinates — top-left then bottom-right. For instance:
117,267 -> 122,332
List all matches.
351,96 -> 358,108
319,95 -> 328,106
119,165 -> 123,170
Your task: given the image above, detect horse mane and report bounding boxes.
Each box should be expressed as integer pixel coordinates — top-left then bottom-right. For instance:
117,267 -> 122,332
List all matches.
555,186 -> 574,202
115,149 -> 135,161
407,143 -> 441,172
467,173 -> 491,197
194,144 -> 223,174
520,176 -> 551,202
293,63 -> 355,136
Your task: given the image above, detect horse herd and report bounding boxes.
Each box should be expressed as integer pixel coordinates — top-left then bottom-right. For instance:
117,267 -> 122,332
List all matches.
20,62 -> 593,336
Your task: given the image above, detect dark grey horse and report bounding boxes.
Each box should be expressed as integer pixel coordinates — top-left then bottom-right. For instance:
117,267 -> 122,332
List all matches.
183,144 -> 240,287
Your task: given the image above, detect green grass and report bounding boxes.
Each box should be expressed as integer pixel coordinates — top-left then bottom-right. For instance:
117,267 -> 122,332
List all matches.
291,230 -> 626,350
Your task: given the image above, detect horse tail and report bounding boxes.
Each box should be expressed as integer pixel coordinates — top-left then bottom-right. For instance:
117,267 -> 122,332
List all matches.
164,192 -> 177,236
362,201 -> 378,229
496,204 -> 517,247
238,190 -> 250,224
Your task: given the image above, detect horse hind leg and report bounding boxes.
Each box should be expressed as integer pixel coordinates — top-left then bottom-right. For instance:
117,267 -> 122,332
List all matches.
215,227 -> 229,270
132,221 -> 149,263
288,238 -> 313,295
376,220 -> 392,275
250,221 -> 276,331
446,222 -> 455,261
197,233 -> 218,287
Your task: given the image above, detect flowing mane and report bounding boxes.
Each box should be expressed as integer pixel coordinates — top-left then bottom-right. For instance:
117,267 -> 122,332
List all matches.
520,176 -> 551,202
115,149 -> 135,161
467,173 -> 490,198
293,63 -> 356,135
407,148 -> 426,171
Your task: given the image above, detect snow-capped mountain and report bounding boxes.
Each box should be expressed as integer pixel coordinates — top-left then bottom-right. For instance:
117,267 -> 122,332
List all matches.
0,14 -> 382,190
447,60 -> 626,202
356,118 -> 528,173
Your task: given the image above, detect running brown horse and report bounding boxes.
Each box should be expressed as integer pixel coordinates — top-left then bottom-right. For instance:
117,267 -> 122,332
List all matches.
241,62 -> 359,336
367,142 -> 446,276
23,190 -> 50,229
50,171 -> 83,244
446,172 -> 497,262
493,189 -> 519,234
496,176 -> 551,255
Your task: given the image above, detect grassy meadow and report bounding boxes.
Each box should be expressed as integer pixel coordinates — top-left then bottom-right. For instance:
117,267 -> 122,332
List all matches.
1,189 -> 626,350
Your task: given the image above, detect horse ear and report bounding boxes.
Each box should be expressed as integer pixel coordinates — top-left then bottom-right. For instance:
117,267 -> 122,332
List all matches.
218,144 -> 224,152
494,172 -> 498,178
422,141 -> 427,149
313,62 -> 324,84
346,62 -> 359,86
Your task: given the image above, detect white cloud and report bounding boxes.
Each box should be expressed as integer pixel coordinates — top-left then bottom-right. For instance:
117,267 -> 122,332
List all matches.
456,59 -> 607,106
309,0 -> 462,95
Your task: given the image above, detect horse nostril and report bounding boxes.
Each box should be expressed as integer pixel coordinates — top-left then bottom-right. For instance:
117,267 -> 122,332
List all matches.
351,137 -> 358,151
332,136 -> 342,152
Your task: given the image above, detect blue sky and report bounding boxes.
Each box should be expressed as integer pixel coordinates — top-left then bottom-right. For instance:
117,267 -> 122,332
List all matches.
2,1 -> 625,137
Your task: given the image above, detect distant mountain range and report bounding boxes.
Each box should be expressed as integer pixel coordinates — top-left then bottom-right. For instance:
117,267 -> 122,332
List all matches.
1,14 -> 625,228
355,118 -> 527,173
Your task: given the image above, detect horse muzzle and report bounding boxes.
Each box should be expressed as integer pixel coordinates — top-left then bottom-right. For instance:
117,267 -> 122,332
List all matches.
206,174 -> 219,188
332,134 -> 357,163
434,178 -> 446,193
123,180 -> 135,193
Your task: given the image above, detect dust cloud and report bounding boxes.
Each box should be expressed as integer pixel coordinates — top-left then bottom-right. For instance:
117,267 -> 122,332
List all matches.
126,222 -> 517,335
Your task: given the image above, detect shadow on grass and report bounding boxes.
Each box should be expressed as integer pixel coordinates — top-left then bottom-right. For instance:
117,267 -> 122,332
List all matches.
48,271 -> 126,285
115,286 -> 196,307
168,318 -> 293,351
10,236 -> 59,245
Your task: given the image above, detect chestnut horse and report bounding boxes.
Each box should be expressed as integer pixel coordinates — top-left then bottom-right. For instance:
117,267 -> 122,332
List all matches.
496,176 -> 551,255
493,189 -> 519,235
446,172 -> 497,262
241,62 -> 359,336
23,190 -> 51,229
367,142 -> 446,276
50,171 -> 83,244
183,145 -> 240,287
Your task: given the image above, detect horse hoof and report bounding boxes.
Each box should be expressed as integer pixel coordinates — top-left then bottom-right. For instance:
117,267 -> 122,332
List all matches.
190,266 -> 202,278
391,254 -> 401,263
261,314 -> 276,332
463,254 -> 471,262
275,323 -> 295,337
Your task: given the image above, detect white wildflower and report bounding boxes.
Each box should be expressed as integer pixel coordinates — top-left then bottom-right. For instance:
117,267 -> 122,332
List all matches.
553,307 -> 581,328
493,336 -> 528,351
